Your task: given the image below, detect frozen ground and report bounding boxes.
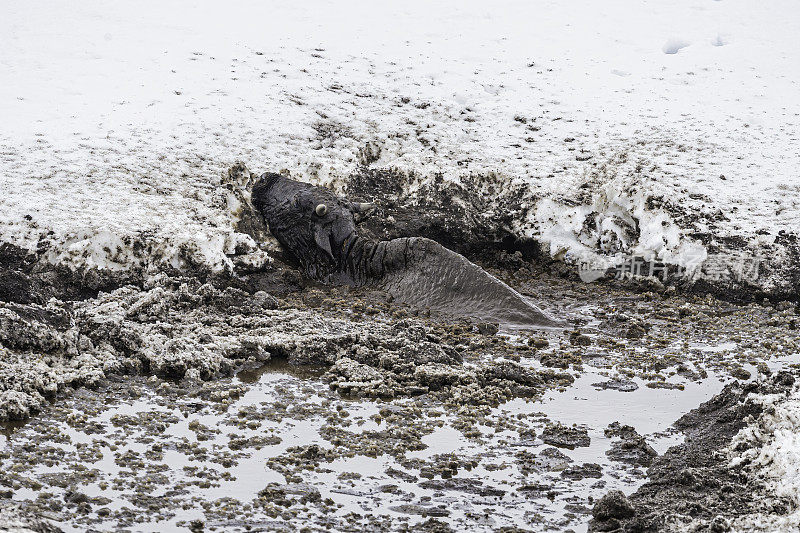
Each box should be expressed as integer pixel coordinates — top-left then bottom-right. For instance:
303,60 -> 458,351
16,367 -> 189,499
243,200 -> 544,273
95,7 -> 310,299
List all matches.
1,1 -> 799,532
2,0 -> 799,294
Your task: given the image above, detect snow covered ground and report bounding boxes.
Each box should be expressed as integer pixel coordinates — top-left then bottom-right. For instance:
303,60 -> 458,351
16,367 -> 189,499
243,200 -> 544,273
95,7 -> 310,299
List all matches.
2,2 -> 800,530
2,0 -> 798,293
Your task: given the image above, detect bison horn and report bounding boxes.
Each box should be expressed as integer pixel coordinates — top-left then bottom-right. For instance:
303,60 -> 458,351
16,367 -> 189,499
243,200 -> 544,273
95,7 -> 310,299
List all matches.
352,202 -> 374,213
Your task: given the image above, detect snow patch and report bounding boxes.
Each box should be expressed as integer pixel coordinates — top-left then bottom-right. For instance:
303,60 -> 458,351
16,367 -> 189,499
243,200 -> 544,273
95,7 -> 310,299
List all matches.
525,175 -> 706,280
662,38 -> 692,55
1,0 -> 798,292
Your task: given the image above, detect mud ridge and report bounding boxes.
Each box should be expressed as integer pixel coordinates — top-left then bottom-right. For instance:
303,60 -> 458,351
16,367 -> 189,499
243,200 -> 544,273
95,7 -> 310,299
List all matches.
589,371 -> 797,532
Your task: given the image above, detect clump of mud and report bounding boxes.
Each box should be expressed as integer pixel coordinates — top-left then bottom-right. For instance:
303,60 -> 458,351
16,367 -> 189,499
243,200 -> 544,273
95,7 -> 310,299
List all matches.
604,423 -> 658,467
0,249 -> 577,422
345,168 -> 539,259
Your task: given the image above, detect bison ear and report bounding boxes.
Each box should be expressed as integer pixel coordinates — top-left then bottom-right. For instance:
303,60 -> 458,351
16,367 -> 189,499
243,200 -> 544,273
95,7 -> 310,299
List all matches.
314,226 -> 334,259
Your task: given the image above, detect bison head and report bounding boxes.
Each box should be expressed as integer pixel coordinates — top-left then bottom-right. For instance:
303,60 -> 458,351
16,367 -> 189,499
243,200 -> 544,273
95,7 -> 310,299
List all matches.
251,173 -> 370,281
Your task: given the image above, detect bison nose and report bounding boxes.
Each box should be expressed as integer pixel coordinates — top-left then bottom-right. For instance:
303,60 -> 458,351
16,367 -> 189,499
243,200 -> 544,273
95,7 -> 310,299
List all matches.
315,204 -> 328,216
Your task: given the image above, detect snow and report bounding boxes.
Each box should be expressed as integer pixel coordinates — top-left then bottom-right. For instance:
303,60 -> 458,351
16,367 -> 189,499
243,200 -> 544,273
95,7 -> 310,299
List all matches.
1,2 -> 799,528
1,0 -> 798,282
725,383 -> 800,532
662,38 -> 692,55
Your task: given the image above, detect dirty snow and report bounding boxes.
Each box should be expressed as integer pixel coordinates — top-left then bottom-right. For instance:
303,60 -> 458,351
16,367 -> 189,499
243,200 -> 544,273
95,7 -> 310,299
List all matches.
723,382 -> 800,532
1,2 -> 799,531
1,0 -> 798,288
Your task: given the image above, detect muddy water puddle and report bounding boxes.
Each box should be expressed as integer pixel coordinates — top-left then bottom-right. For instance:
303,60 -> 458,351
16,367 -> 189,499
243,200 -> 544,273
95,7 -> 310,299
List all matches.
1,271 -> 798,531
2,353 -> 781,532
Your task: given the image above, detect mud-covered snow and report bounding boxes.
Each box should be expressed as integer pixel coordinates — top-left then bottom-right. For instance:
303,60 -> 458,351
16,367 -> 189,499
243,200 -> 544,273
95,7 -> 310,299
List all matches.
2,0 -> 799,294
1,1 -> 799,531
724,381 -> 800,532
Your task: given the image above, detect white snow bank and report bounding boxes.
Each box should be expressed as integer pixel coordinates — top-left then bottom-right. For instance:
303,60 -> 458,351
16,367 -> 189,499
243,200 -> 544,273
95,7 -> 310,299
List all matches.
1,1 -> 797,285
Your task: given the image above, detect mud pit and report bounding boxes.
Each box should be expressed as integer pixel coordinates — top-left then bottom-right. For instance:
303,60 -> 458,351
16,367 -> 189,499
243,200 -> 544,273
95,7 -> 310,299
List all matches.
1,227 -> 799,531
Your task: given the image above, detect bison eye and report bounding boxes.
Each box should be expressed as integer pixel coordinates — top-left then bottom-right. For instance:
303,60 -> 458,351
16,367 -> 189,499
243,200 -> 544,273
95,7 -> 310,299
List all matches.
314,204 -> 328,216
